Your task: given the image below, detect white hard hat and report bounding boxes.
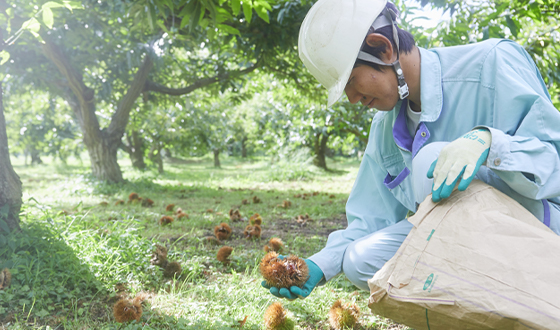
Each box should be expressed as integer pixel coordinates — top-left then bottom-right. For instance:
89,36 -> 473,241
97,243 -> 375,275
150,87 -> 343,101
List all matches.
299,0 -> 388,106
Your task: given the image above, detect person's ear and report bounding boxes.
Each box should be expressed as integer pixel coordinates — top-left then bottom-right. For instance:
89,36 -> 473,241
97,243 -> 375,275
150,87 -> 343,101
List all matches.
364,33 -> 396,64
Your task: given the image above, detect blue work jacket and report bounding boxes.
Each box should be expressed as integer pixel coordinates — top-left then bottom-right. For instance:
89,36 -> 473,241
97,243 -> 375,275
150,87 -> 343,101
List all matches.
310,39 -> 560,282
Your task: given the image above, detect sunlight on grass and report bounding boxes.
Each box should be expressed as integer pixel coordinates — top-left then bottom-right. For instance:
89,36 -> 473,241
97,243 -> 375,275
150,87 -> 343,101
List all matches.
1,154 -> 409,329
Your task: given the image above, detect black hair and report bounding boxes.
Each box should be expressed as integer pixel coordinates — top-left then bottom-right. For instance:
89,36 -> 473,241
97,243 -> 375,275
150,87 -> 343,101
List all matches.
355,2 -> 415,71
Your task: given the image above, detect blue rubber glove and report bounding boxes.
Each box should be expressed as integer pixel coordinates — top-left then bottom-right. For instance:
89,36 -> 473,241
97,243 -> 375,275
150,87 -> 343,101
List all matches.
427,129 -> 492,202
261,257 -> 324,300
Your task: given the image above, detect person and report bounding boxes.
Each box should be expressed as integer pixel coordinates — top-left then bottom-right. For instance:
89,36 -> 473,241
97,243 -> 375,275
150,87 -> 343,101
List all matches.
262,0 -> 560,299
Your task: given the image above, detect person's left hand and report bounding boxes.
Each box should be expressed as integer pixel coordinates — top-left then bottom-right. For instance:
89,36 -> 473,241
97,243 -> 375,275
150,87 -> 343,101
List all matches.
427,129 -> 492,202
261,258 -> 324,300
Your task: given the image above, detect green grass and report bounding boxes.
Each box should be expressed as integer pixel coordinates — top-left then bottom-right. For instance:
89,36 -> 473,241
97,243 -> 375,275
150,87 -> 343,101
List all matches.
0,153 -> 409,329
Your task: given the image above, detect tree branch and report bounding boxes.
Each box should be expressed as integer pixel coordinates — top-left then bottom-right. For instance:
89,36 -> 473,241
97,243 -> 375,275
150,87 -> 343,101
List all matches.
41,39 -> 100,137
143,61 -> 260,96
108,55 -> 154,139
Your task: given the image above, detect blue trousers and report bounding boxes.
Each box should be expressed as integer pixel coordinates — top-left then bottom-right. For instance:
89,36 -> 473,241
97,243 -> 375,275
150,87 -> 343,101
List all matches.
342,142 -> 560,291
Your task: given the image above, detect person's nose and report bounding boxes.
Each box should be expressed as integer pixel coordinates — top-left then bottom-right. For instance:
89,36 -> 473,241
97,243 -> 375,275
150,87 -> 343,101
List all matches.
345,87 -> 362,104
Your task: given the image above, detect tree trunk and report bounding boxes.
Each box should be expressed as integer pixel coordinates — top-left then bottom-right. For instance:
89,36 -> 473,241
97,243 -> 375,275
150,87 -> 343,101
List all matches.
88,133 -> 124,182
241,136 -> 248,158
313,131 -> 329,170
29,146 -> 43,165
124,130 -> 147,170
213,148 -> 221,168
42,40 -> 153,183
148,141 -> 164,174
0,84 -> 22,232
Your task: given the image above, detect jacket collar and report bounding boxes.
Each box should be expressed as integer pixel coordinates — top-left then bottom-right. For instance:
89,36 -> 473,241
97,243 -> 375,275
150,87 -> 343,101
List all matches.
418,47 -> 443,123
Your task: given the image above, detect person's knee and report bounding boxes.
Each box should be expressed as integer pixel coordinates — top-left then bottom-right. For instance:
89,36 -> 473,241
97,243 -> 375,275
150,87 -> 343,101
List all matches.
342,240 -> 381,292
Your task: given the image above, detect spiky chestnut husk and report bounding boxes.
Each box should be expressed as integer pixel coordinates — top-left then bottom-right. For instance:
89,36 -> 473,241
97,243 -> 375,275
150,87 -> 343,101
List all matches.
113,298 -> 142,323
0,268 -> 11,290
163,261 -> 182,278
244,225 -> 261,239
214,223 -> 232,240
263,302 -> 294,330
115,200 -> 125,205
175,207 -> 183,214
229,209 -> 242,221
328,300 -> 360,330
280,200 -> 291,208
243,224 -> 261,239
141,198 -> 154,207
150,244 -> 168,268
259,252 -> 309,289
250,213 -> 262,225
176,212 -> 188,220
264,238 -> 284,253
253,196 -> 261,204
159,216 -> 174,226
243,225 -> 251,237
217,246 -> 233,263
99,201 -> 108,206
241,199 -> 249,205
128,193 -> 139,201
165,204 -> 175,212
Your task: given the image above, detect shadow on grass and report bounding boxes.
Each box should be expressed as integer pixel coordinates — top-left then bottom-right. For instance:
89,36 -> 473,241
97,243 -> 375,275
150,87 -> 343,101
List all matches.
0,220 -> 108,325
131,311 -> 262,330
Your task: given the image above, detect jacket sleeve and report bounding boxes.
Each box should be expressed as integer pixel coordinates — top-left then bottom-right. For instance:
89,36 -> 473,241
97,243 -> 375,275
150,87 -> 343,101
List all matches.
308,142 -> 409,281
481,41 -> 560,200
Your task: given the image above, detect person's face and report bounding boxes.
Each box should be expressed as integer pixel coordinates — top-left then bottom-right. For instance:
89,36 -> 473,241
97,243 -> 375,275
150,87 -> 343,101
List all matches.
344,64 -> 399,111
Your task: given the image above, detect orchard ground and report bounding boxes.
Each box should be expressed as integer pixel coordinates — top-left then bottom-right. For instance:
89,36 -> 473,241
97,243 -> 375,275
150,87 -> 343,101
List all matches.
0,152 -> 410,329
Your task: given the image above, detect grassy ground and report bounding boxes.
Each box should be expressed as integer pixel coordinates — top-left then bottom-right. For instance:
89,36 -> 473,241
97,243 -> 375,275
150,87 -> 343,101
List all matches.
0,152 -> 410,329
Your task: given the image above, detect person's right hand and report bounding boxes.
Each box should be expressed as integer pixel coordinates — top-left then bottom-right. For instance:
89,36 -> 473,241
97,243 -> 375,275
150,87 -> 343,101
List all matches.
261,257 -> 324,300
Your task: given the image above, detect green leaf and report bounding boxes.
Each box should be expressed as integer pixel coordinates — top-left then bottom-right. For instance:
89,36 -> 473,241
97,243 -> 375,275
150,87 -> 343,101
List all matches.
255,5 -> 269,23
217,24 -> 240,35
42,8 -> 54,29
62,1 -> 83,11
0,51 -> 10,65
28,30 -> 44,43
200,18 -> 211,29
22,17 -> 41,33
180,15 -> 190,29
505,16 -> 519,38
208,27 -> 216,40
215,7 -> 232,23
147,4 -> 157,30
201,0 -> 218,24
156,20 -> 170,33
42,1 -> 65,9
231,0 -> 241,16
189,2 -> 202,29
0,219 -> 10,235
242,0 -> 252,23
256,0 -> 271,11
35,309 -> 50,317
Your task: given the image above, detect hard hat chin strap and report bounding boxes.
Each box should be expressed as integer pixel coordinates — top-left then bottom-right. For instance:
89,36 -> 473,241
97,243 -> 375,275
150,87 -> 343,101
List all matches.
356,7 -> 409,99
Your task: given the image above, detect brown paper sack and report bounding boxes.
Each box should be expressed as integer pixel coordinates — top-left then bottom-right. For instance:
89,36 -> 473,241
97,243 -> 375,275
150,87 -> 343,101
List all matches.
368,180 -> 560,330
